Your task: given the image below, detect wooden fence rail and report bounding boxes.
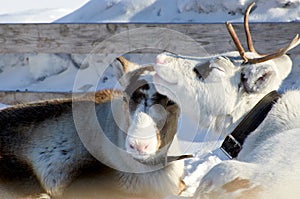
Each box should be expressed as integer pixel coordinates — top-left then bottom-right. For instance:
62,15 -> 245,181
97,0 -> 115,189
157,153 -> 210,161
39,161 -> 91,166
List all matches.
0,23 -> 300,55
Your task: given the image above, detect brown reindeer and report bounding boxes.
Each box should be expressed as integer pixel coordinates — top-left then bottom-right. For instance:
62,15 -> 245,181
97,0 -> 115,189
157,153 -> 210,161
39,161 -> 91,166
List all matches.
0,57 -> 185,199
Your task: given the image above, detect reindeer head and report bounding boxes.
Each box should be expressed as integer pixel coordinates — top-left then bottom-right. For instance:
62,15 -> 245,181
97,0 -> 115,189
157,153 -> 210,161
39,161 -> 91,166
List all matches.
153,2 -> 300,132
113,57 -> 179,161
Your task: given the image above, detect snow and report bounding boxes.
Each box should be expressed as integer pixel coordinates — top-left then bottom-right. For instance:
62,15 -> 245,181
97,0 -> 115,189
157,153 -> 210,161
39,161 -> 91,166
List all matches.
55,0 -> 300,23
1,0 -> 299,23
0,103 -> 8,110
1,0 -> 300,198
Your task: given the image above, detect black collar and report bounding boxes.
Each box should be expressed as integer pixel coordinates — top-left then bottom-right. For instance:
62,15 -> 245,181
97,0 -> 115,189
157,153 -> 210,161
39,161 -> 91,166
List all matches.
220,90 -> 281,159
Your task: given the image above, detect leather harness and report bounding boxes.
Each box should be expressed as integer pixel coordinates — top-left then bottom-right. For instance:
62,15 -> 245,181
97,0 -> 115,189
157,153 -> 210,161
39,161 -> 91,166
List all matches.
221,90 -> 281,159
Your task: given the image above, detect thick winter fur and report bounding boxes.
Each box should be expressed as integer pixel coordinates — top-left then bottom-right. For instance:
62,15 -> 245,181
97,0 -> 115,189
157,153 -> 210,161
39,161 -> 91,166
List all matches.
195,91 -> 300,199
0,58 -> 184,199
153,49 -> 300,197
154,51 -> 292,133
0,90 -> 119,197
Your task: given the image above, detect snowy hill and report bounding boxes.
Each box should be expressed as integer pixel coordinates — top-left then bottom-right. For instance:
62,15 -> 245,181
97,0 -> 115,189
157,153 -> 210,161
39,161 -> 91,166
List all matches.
56,0 -> 300,23
0,0 -> 299,23
0,0 -> 88,23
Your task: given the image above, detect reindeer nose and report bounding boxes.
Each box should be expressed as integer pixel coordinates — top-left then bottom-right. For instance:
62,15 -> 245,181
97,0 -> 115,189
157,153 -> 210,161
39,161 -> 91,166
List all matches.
130,142 -> 150,153
156,54 -> 172,65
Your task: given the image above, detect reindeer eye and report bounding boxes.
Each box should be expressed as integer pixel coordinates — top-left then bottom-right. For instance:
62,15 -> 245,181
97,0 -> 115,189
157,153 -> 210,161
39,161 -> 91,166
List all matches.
167,100 -> 175,106
225,56 -> 237,62
131,91 -> 145,103
152,93 -> 163,103
140,84 -> 150,90
220,56 -> 231,61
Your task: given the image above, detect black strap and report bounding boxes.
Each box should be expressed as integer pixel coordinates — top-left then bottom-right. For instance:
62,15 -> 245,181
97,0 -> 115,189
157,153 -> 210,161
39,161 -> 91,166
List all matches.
221,90 -> 281,159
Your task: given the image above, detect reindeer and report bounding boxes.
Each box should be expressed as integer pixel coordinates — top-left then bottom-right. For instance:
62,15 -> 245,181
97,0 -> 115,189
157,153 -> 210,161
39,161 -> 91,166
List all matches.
0,57 -> 185,199
153,2 -> 300,198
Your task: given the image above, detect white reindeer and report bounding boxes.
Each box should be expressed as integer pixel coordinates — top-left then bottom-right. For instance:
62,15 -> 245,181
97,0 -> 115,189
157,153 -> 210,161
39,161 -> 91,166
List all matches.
0,57 -> 185,199
153,2 -> 300,199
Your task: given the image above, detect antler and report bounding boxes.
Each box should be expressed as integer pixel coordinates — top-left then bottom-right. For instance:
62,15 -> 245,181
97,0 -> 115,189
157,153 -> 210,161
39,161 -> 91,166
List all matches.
246,34 -> 300,64
244,2 -> 256,54
226,2 -> 300,64
226,22 -> 248,62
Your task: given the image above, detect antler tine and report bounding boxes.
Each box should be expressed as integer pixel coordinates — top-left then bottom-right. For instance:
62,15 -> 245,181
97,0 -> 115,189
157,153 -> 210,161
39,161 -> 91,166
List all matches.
247,34 -> 300,64
226,22 -> 248,62
226,2 -> 300,64
244,2 -> 257,53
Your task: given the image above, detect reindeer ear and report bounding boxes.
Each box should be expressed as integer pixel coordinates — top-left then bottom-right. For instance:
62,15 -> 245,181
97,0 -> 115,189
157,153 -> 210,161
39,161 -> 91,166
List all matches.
113,57 -> 141,79
112,56 -> 141,87
272,54 -> 292,81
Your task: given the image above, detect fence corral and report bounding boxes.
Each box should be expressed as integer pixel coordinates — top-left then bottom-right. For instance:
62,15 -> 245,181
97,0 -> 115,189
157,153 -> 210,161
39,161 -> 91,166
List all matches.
0,23 -> 300,54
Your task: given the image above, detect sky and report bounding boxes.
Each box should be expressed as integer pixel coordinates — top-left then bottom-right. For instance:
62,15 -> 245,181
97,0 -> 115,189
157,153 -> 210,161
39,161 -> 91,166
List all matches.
0,0 -> 89,14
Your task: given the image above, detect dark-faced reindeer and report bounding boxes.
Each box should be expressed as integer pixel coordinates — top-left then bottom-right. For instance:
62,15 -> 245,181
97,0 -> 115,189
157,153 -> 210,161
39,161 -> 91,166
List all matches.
154,2 -> 300,199
0,57 -> 185,199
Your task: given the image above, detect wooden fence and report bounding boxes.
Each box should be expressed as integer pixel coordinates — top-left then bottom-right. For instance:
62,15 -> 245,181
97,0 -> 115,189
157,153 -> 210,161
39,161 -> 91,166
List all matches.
1,23 -> 300,54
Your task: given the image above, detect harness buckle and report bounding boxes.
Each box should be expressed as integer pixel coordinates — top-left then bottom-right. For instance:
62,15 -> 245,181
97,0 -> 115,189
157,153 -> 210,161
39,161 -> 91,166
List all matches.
220,135 -> 242,159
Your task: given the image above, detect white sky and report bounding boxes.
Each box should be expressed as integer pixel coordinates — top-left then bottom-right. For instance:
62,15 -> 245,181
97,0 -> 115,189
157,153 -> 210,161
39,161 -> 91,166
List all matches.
0,0 -> 89,14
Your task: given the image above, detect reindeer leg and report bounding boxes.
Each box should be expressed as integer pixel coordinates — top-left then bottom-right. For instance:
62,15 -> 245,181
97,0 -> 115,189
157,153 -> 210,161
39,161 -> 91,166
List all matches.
27,141 -> 95,197
31,159 -> 76,196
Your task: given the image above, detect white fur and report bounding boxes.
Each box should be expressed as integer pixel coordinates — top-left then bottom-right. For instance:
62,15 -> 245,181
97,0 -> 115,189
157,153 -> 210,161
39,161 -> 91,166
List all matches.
194,91 -> 300,199
153,51 -> 300,198
113,60 -> 178,162
118,160 -> 184,198
126,112 -> 159,159
154,52 -> 291,132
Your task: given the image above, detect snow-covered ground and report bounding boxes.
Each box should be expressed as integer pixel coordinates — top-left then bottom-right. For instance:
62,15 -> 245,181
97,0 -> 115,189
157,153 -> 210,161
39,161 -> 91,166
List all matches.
1,0 -> 300,198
